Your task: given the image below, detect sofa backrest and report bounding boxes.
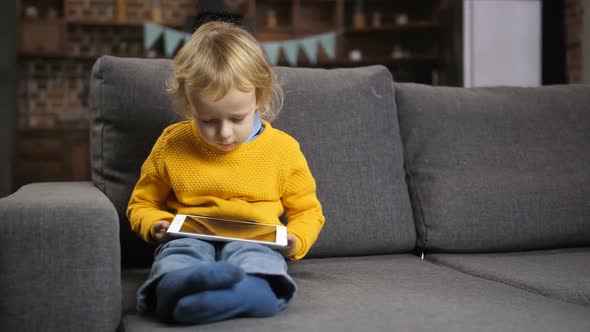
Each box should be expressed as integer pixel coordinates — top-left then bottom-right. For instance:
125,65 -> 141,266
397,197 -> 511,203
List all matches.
90,56 -> 415,266
396,83 -> 590,253
272,67 -> 415,258
90,57 -> 180,266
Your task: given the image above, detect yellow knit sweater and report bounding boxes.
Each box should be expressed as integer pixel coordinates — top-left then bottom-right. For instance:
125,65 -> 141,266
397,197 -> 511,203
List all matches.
126,120 -> 325,260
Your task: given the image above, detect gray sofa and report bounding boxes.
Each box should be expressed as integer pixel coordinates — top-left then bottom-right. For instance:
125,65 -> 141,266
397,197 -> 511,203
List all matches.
1,56 -> 589,332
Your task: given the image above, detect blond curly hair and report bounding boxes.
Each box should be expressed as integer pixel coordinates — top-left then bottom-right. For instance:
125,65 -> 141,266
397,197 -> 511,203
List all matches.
167,21 -> 283,122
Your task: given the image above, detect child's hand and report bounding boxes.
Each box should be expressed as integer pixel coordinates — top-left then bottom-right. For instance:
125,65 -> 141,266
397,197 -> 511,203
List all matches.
280,233 -> 297,257
152,220 -> 170,242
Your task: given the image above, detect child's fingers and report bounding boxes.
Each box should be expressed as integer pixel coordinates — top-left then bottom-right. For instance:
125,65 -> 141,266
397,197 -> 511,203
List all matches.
280,234 -> 297,257
155,228 -> 167,241
153,221 -> 170,232
287,234 -> 296,245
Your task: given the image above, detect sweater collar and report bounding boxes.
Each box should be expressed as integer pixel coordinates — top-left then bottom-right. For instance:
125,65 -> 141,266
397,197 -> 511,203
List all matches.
190,119 -> 272,155
244,112 -> 263,143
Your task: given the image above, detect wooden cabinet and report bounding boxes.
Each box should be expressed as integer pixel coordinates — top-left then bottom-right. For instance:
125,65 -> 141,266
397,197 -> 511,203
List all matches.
15,128 -> 90,189
19,18 -> 66,55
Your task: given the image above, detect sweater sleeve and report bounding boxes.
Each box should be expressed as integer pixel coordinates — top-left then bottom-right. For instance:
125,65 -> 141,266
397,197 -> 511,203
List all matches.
281,142 -> 325,260
126,132 -> 176,244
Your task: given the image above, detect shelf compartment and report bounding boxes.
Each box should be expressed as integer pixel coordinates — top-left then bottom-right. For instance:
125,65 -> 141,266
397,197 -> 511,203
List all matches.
342,20 -> 439,33
297,0 -> 338,31
19,19 -> 66,54
253,0 -> 294,32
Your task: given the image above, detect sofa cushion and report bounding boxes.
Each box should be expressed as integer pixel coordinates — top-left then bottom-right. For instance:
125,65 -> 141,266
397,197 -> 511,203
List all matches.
427,248 -> 590,306
272,66 -> 415,258
90,56 -> 415,266
396,83 -> 590,252
90,56 -> 182,266
122,255 -> 590,332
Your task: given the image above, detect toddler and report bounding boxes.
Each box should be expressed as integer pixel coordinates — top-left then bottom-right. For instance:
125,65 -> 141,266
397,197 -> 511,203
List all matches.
127,21 -> 325,325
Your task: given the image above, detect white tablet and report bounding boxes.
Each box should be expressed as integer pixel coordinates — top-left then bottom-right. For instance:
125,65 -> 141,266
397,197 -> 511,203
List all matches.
167,214 -> 288,249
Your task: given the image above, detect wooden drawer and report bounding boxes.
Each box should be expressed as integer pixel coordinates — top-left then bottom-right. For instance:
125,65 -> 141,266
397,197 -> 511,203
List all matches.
15,128 -> 90,189
18,136 -> 64,156
19,19 -> 66,54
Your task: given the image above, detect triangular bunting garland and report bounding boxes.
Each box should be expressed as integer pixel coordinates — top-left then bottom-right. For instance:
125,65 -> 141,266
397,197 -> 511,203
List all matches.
144,23 -> 336,64
261,42 -> 281,66
144,23 -> 163,50
164,28 -> 188,57
300,36 -> 319,65
282,40 -> 299,66
318,32 -> 336,59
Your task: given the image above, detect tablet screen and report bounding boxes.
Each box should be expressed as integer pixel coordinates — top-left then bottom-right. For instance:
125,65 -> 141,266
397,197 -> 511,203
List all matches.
180,215 -> 278,242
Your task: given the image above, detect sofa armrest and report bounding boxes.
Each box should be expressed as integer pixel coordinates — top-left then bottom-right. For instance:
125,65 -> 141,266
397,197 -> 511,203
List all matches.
0,182 -> 122,332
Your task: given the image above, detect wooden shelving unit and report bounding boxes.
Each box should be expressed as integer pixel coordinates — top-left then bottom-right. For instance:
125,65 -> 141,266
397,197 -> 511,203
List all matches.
15,0 -> 199,190
341,21 -> 440,33
250,0 -> 443,82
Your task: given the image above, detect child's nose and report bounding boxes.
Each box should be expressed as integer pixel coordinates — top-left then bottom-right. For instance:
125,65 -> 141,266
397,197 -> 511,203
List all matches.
218,122 -> 232,139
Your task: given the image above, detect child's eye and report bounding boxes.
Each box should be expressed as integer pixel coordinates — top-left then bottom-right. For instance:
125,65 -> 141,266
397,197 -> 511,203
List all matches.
200,119 -> 216,124
232,117 -> 245,123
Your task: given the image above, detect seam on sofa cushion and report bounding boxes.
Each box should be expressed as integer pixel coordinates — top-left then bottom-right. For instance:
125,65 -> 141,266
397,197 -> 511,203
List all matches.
394,84 -> 428,251
91,56 -> 106,193
99,57 -> 106,196
425,256 -> 587,307
404,164 -> 427,250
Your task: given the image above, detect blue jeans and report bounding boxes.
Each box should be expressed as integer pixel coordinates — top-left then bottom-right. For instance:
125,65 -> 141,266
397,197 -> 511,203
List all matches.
136,238 -> 297,314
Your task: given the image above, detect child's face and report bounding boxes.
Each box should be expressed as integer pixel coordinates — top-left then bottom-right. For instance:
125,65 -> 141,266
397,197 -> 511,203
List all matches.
189,88 -> 257,152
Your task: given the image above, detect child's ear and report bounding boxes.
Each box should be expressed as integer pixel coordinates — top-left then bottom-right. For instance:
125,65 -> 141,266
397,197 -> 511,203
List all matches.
183,95 -> 192,111
254,88 -> 262,108
183,96 -> 197,119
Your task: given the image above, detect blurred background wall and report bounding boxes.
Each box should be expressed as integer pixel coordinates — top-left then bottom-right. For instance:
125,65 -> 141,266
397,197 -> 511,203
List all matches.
5,0 -> 588,197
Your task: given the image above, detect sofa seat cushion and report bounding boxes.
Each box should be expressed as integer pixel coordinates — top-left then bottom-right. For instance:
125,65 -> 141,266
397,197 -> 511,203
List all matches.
122,255 -> 590,332
122,268 -> 150,315
427,248 -> 590,306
